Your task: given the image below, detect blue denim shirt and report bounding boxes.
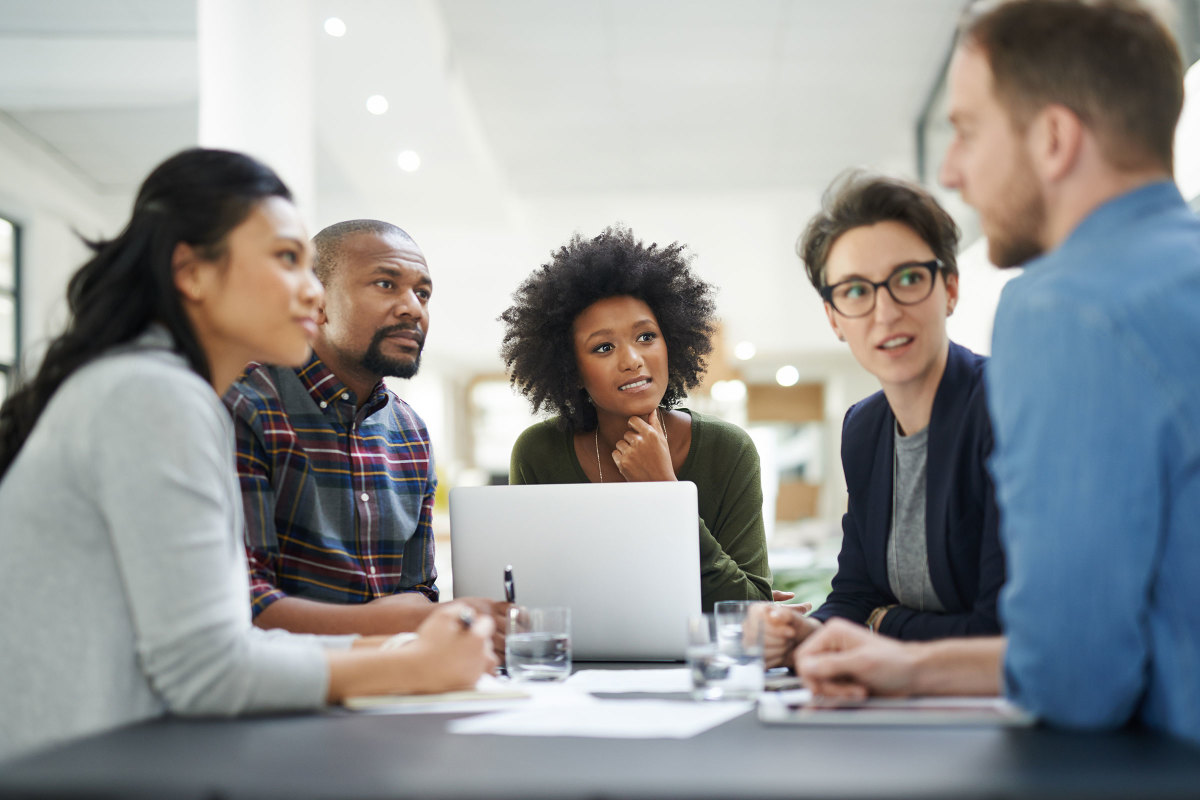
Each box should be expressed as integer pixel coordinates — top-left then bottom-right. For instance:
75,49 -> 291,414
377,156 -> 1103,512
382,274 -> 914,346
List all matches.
988,181 -> 1200,745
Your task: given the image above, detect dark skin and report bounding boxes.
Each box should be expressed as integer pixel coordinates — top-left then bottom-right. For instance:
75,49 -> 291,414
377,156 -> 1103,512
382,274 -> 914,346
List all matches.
567,295 -> 795,602
251,230 -> 510,655
568,296 -> 691,483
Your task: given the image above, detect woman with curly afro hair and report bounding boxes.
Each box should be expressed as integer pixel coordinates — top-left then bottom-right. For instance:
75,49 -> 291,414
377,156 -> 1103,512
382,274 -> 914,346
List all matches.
500,225 -> 773,610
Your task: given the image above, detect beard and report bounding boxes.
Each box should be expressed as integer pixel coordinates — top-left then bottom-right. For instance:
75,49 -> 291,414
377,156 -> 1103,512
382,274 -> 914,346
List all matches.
984,151 -> 1047,269
361,323 -> 425,379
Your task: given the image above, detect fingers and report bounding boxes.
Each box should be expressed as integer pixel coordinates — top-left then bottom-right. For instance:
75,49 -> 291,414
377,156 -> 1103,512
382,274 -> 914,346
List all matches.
805,677 -> 869,701
797,617 -> 870,656
772,590 -> 796,602
471,613 -> 495,638
626,414 -> 659,436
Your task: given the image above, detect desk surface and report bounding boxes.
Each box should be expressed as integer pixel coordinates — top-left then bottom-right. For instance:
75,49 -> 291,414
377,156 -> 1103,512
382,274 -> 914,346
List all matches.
3,675 -> 1200,800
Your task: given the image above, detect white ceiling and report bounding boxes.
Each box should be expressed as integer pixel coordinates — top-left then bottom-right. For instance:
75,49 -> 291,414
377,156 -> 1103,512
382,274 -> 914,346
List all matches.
0,0 -> 971,375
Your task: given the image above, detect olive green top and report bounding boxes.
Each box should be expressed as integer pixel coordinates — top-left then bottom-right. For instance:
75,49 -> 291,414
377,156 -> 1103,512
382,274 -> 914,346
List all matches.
508,409 -> 773,611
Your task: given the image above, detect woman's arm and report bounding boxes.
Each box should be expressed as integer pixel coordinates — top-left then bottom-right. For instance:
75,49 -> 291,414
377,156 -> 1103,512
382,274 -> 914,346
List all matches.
695,425 -> 772,606
95,363 -> 493,714
325,607 -> 496,701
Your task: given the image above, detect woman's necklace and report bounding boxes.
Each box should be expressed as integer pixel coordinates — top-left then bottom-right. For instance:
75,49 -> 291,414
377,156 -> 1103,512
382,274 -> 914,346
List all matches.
594,408 -> 668,483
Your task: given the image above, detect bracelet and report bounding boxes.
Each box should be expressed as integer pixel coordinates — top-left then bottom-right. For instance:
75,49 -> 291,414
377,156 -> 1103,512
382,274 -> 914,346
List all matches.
866,605 -> 896,633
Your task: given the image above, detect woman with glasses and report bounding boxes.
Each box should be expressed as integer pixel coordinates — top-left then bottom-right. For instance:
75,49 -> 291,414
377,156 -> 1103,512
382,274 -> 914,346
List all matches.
762,171 -> 1003,668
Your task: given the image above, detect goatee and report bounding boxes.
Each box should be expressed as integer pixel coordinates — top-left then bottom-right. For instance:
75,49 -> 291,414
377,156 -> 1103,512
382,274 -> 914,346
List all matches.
362,323 -> 424,379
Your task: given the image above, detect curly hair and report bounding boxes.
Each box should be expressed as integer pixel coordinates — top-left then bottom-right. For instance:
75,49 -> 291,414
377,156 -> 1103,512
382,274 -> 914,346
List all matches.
500,225 -> 716,432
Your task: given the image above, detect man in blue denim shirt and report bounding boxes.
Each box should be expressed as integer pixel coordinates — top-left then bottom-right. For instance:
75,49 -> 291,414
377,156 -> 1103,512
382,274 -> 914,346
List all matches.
795,0 -> 1200,746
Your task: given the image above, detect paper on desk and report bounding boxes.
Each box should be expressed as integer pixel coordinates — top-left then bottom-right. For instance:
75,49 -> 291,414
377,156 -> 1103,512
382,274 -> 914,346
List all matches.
565,668 -> 692,694
344,674 -> 531,714
448,698 -> 752,739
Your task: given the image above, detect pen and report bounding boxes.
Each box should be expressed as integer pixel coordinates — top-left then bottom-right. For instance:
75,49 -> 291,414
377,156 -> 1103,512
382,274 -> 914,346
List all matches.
504,564 -> 515,603
457,609 -> 475,630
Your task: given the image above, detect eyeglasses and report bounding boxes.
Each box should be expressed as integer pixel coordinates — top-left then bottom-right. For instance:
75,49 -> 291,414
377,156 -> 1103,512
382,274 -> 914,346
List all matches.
820,259 -> 944,318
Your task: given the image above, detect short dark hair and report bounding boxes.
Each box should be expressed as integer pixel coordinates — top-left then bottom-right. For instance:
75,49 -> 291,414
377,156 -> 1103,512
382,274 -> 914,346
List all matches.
312,219 -> 415,285
961,0 -> 1183,172
500,225 -> 716,431
797,170 -> 961,292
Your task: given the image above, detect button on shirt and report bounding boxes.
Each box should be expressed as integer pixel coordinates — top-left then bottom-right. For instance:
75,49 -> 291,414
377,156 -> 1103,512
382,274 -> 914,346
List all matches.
224,355 -> 438,616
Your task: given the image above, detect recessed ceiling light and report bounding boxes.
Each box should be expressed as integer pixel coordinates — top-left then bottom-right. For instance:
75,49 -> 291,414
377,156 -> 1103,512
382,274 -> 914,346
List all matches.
775,365 -> 800,387
734,341 -> 756,361
366,95 -> 388,115
324,17 -> 346,37
397,150 -> 421,172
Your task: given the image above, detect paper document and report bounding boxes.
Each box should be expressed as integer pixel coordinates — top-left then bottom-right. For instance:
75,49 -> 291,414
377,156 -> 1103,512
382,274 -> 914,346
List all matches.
344,675 -> 530,714
565,668 -> 692,694
448,698 -> 751,739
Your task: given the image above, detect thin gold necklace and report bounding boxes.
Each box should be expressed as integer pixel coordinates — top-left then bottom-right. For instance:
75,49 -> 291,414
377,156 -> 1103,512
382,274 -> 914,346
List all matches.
594,408 -> 668,483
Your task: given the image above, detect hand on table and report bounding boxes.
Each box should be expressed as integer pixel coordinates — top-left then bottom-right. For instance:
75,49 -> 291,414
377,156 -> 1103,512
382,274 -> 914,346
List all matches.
794,618 -> 918,699
448,597 -> 513,659
753,603 -> 821,669
408,605 -> 499,691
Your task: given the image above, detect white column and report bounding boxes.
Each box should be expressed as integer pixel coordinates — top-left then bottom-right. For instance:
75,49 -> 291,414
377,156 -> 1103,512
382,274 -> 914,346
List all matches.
196,0 -> 316,223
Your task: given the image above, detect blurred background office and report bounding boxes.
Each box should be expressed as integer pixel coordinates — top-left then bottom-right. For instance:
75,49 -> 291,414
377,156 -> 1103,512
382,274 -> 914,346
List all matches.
2,0 -> 1199,602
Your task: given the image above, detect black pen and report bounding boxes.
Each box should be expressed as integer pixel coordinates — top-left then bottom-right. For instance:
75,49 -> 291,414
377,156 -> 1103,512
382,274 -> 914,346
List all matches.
504,564 -> 515,603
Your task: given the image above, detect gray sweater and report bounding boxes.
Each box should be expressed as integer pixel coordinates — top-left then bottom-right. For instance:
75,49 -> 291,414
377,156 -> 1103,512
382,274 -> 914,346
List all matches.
0,328 -> 347,761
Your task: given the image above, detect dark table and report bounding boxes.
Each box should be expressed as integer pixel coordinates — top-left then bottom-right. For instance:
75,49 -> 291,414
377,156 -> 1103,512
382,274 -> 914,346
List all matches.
3,673 -> 1199,800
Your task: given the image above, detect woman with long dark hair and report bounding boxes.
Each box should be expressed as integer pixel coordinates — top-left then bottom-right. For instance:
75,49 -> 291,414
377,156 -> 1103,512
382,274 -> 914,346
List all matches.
0,148 -> 494,760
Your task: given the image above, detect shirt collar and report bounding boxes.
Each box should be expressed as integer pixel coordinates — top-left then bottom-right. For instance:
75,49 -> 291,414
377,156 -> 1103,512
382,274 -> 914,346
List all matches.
294,352 -> 390,416
1037,179 -> 1184,269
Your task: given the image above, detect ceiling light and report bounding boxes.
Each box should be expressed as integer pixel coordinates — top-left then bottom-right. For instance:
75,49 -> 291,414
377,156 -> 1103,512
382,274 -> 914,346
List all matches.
734,341 -> 756,361
710,380 -> 747,403
397,150 -> 421,172
324,17 -> 347,37
775,366 -> 800,387
366,95 -> 388,115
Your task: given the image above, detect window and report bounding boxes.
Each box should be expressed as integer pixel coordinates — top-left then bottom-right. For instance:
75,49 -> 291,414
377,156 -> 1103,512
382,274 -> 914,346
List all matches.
0,216 -> 18,399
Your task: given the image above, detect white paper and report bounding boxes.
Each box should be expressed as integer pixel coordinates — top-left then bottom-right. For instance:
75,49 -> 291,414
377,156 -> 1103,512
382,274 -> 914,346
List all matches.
448,698 -> 752,739
564,668 -> 692,694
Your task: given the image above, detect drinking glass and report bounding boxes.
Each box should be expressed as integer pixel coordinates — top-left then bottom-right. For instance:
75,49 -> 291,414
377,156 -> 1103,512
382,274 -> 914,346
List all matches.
505,606 -> 571,682
687,607 -> 764,700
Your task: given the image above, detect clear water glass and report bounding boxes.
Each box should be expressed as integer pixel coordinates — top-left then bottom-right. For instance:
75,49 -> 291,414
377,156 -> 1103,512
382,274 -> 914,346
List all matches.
506,606 -> 571,682
687,607 -> 764,701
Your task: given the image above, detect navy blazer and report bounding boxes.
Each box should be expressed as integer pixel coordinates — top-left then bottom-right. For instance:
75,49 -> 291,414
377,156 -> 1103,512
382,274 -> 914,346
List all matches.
812,341 -> 1005,640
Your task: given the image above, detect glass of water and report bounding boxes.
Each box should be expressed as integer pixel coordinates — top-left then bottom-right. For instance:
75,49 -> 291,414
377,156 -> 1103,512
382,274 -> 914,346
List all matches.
505,606 -> 571,682
687,604 -> 765,701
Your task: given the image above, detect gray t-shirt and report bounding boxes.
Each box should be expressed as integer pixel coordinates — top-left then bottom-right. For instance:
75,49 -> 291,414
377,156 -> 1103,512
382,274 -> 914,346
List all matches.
0,327 -> 351,761
886,421 -> 945,612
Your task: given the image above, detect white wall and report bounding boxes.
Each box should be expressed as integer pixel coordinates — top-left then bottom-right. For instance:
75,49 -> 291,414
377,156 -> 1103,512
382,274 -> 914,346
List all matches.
0,115 -> 121,367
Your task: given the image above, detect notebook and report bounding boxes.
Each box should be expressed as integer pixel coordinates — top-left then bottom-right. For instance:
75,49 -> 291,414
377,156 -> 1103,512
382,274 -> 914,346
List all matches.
449,481 -> 702,661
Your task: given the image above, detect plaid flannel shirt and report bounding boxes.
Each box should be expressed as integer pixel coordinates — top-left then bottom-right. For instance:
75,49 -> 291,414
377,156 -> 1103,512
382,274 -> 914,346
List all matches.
223,354 -> 438,617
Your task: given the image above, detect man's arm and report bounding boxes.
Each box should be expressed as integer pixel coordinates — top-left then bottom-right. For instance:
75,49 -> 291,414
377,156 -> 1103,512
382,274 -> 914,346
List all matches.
253,592 -> 436,635
795,619 -> 1004,698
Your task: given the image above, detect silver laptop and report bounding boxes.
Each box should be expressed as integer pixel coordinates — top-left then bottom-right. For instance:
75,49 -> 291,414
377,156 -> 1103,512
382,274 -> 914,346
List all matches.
449,481 -> 701,661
